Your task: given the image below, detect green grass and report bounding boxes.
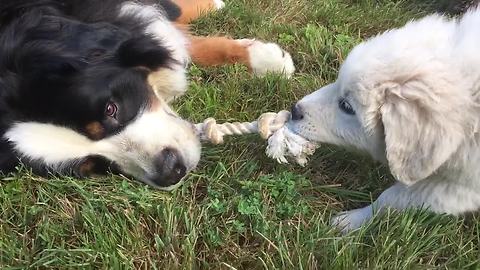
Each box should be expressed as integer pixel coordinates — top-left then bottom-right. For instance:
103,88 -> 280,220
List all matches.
2,0 -> 480,269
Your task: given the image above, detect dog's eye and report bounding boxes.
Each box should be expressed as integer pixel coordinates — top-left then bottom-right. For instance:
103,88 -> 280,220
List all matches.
105,102 -> 118,118
87,49 -> 106,61
339,98 -> 355,115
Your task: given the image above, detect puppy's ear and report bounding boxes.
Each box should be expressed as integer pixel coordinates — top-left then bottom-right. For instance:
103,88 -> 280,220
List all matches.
379,75 -> 474,185
117,36 -> 172,70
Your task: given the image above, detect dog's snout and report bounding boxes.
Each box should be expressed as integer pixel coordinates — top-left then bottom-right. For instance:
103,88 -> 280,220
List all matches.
291,103 -> 304,121
153,147 -> 187,186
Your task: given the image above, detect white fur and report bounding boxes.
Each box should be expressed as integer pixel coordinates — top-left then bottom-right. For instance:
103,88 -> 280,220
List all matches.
238,39 -> 295,78
290,8 -> 480,232
4,123 -> 96,166
5,105 -> 201,190
213,0 -> 225,10
148,68 -> 188,102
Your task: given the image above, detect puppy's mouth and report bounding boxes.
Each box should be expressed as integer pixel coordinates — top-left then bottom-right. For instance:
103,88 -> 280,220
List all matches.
286,121 -> 311,138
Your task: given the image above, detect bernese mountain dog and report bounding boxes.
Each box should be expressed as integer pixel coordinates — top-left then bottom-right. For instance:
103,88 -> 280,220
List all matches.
0,0 -> 295,190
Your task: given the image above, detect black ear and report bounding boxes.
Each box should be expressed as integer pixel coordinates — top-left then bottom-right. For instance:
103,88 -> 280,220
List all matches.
116,36 -> 173,70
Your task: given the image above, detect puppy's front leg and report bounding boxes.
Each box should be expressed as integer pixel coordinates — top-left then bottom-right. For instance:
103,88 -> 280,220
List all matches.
331,181 -> 480,233
331,184 -> 409,233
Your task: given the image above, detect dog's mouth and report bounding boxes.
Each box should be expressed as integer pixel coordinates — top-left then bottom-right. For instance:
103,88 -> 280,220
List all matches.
78,153 -> 196,190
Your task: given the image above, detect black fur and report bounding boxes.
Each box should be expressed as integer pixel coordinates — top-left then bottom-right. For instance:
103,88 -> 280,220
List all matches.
117,36 -> 173,69
0,0 -> 175,177
158,0 -> 182,21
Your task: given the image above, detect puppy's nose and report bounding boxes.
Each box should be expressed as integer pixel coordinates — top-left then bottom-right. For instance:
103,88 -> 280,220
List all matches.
291,103 -> 304,121
153,147 -> 187,187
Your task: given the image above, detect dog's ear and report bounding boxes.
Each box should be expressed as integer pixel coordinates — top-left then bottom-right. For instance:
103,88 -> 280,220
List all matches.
117,36 -> 172,70
379,75 -> 475,185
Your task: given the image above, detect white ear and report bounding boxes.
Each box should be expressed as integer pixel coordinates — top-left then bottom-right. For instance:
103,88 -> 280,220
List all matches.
379,77 -> 474,185
148,68 -> 187,103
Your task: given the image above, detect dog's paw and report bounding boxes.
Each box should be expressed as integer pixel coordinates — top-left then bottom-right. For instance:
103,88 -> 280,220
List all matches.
213,0 -> 225,10
237,39 -> 295,78
330,207 -> 372,234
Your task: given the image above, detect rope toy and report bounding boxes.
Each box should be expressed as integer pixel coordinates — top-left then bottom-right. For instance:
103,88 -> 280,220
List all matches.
194,110 -> 317,166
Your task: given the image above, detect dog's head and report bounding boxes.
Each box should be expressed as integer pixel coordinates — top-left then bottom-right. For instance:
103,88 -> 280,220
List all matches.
0,11 -> 200,190
290,15 -> 477,184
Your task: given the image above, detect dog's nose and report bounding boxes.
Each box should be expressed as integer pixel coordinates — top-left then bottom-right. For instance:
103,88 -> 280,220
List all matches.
291,103 -> 304,121
153,147 -> 187,187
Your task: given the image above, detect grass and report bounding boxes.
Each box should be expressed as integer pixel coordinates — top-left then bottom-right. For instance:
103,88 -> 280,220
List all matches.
1,0 -> 480,269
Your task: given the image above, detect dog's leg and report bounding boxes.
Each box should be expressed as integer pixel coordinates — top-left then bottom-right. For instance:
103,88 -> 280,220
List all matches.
331,181 -> 480,233
172,0 -> 225,24
188,36 -> 295,77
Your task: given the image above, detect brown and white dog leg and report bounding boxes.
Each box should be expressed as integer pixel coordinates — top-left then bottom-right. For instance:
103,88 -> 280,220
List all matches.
171,0 -> 225,24
188,36 -> 295,77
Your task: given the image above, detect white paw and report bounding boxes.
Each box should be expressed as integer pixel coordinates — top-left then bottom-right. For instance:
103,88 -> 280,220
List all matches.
237,39 -> 295,78
213,0 -> 225,10
330,207 -> 373,234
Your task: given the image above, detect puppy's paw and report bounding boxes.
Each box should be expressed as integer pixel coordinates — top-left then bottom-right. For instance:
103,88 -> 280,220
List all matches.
237,39 -> 295,78
330,207 -> 372,234
213,0 -> 225,10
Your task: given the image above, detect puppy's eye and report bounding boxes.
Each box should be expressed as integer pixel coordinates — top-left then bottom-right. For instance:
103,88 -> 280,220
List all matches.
105,102 -> 118,118
339,98 -> 355,115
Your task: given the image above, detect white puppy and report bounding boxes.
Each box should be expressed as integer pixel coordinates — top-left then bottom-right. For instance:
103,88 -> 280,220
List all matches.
289,8 -> 480,232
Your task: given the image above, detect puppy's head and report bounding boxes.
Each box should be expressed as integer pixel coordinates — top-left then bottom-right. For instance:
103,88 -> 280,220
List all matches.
290,15 -> 476,184
2,14 -> 199,190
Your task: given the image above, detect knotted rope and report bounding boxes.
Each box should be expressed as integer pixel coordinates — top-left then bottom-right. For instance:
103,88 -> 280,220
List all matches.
194,110 -> 317,166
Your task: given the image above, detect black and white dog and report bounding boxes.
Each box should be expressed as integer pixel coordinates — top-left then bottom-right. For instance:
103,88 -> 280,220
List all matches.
0,0 -> 294,189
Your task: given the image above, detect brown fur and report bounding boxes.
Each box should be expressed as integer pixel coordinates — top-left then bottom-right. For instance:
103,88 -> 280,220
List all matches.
85,122 -> 105,140
78,159 -> 96,177
187,36 -> 251,69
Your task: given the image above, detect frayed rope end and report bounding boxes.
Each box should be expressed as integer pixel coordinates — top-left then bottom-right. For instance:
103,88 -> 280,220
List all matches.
195,110 -> 318,166
265,126 -> 317,166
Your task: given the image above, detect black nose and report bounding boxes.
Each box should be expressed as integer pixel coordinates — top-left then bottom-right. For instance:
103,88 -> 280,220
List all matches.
153,148 -> 187,187
291,103 -> 304,121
